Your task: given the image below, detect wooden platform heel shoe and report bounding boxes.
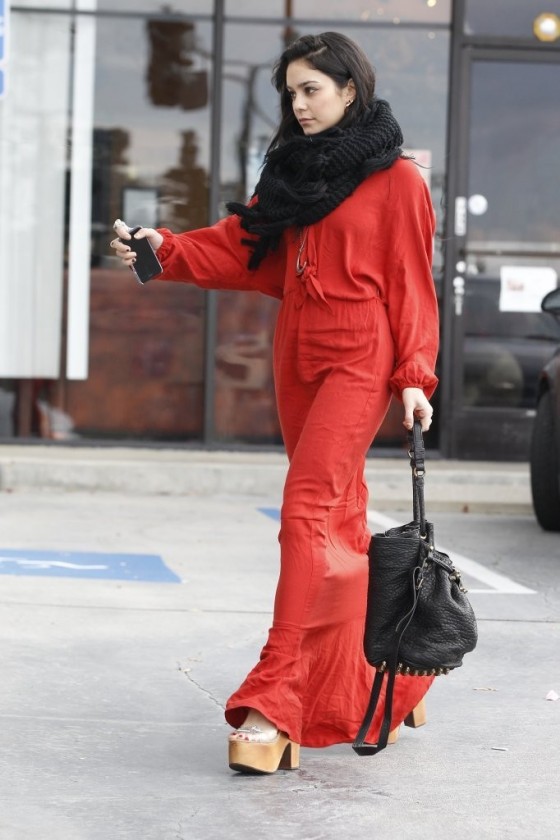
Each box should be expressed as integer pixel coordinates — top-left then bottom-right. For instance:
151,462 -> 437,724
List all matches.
388,698 -> 427,745
228,730 -> 300,775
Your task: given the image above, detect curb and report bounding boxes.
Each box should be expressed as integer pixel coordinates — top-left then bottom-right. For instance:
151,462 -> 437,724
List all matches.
0,445 -> 532,514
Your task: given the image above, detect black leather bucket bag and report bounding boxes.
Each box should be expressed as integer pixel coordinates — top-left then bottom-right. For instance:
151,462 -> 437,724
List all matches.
353,420 -> 478,756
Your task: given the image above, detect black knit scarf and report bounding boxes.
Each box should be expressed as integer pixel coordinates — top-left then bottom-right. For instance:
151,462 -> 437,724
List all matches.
226,98 -> 404,269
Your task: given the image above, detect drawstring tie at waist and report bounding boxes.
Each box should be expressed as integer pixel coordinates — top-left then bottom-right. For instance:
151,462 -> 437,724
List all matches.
294,263 -> 332,311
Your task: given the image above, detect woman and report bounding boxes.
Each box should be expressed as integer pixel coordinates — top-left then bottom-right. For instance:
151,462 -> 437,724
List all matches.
111,32 -> 439,775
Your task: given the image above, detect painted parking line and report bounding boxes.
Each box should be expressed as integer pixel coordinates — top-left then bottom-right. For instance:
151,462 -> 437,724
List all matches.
0,549 -> 181,583
367,511 -> 535,595
258,507 -> 535,595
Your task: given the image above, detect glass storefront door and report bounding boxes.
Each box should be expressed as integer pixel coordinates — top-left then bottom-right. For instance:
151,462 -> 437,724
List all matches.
444,49 -> 560,459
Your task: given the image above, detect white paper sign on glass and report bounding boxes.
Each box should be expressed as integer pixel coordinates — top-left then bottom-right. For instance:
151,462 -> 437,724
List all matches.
499,266 -> 558,313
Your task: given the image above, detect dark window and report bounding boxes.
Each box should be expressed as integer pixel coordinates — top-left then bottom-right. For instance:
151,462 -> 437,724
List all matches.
464,0 -> 560,39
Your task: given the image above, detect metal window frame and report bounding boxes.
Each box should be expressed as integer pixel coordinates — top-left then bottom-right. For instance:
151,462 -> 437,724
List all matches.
203,0 -> 224,443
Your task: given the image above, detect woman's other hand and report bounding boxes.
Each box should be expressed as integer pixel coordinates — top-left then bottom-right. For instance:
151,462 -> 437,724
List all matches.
402,387 -> 433,432
109,220 -> 163,268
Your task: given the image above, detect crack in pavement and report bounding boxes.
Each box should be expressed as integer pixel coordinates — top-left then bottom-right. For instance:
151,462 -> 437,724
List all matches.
178,664 -> 225,711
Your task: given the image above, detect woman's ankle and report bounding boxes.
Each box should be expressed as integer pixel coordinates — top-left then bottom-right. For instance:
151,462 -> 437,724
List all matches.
243,709 -> 275,728
230,709 -> 278,741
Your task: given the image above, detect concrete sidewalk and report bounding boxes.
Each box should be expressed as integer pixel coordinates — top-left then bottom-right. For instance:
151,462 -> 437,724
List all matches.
0,483 -> 558,840
0,444 -> 532,514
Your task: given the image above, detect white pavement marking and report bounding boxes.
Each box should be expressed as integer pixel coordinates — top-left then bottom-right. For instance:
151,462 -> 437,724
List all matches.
0,557 -> 108,571
367,510 -> 536,596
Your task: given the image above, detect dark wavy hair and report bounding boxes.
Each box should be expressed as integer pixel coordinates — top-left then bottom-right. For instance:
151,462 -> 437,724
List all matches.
268,32 -> 376,151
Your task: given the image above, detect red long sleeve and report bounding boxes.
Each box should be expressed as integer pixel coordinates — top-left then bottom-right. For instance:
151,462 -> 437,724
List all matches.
155,214 -> 285,300
382,161 -> 439,399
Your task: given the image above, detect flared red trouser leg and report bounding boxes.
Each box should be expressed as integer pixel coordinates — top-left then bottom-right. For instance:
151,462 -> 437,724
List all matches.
225,295 -> 434,746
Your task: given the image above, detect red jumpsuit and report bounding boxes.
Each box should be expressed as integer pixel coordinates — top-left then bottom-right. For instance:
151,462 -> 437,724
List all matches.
154,158 -> 439,748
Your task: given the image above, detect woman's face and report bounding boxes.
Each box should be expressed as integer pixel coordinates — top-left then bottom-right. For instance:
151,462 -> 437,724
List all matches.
285,59 -> 354,135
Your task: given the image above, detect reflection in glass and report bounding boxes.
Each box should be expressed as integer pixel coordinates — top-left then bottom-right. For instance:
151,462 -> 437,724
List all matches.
214,25 -> 286,443
462,59 -> 560,410
226,0 -> 450,23
533,13 -> 560,43
97,0 -> 213,14
468,61 -> 560,246
0,382 -> 16,437
225,0 -> 283,16
464,0 -> 559,38
294,0 -> 451,24
214,292 -> 281,443
146,18 -> 209,111
61,17 -> 213,441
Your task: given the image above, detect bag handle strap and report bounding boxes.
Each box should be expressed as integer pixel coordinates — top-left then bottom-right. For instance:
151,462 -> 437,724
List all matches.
352,562 -> 424,755
409,419 -> 426,534
352,668 -> 395,756
353,423 -> 427,757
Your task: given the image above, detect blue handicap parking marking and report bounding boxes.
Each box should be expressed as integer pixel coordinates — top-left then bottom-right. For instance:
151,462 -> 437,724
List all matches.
0,548 -> 181,583
258,507 -> 280,522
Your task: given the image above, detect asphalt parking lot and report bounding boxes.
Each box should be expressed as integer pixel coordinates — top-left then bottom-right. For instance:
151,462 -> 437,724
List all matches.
0,475 -> 558,840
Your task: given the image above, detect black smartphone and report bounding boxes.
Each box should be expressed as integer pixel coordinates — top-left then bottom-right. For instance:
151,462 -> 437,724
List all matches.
119,224 -> 163,284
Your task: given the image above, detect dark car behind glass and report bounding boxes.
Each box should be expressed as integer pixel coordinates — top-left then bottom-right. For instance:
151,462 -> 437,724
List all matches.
462,276 -> 560,411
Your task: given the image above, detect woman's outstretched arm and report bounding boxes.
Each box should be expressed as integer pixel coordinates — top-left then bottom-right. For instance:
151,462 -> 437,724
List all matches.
111,215 -> 285,300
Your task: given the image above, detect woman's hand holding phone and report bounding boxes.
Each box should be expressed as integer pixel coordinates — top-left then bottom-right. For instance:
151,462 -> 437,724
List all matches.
110,220 -> 164,283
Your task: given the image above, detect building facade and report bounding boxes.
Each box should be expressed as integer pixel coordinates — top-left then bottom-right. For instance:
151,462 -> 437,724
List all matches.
0,0 -> 559,458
